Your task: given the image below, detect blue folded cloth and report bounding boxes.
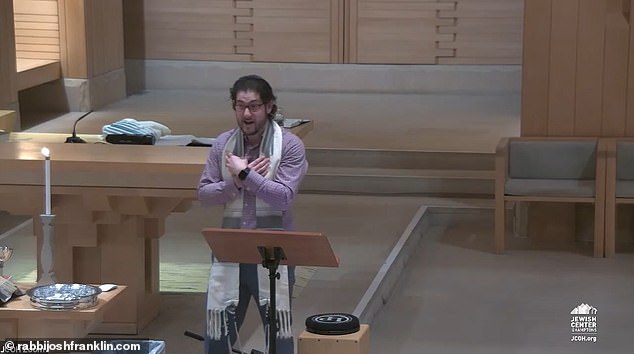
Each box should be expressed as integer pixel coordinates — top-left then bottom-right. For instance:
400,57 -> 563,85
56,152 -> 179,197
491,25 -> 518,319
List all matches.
102,118 -> 171,140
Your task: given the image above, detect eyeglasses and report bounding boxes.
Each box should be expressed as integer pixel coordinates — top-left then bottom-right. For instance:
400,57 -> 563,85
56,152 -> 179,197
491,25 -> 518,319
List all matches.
234,102 -> 264,113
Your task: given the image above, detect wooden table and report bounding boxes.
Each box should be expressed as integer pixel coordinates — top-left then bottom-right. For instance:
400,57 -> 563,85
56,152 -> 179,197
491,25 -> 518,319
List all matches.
0,122 -> 312,334
5,120 -> 314,145
7,132 -> 105,144
0,285 -> 126,339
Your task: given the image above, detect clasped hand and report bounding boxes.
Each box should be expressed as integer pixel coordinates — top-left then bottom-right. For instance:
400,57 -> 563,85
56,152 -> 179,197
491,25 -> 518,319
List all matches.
225,153 -> 270,186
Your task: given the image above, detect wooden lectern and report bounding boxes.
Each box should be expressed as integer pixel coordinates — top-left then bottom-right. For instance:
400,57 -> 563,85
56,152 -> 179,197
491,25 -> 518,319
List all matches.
201,228 -> 339,354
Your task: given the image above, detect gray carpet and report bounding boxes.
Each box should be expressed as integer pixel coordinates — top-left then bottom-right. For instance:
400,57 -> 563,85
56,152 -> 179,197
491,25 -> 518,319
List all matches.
373,210 -> 634,354
3,193 -> 634,354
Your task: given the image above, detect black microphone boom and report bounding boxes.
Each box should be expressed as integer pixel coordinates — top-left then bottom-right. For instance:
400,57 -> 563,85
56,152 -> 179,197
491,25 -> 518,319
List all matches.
65,110 -> 93,143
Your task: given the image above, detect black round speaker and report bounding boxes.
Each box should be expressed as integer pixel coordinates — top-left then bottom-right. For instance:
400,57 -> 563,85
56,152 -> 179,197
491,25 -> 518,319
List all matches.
305,313 -> 360,335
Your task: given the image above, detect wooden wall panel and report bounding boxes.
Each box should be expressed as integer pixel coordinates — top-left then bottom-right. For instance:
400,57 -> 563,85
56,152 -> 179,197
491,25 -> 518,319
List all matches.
628,2 -> 634,135
546,0 -> 578,136
59,0 -> 124,78
250,0 -> 339,63
59,0 -> 88,78
86,0 -> 124,76
601,0 -> 630,136
123,0 -> 340,63
0,1 -> 18,107
352,0 -> 454,64
0,0 -> 18,109
346,0 -> 357,62
122,0 -> 143,59
438,0 -> 523,64
521,0 -> 551,136
121,0 -> 524,64
13,0 -> 60,60
574,0 -> 606,136
332,0 -> 344,63
123,0 -> 253,62
522,0 -> 634,138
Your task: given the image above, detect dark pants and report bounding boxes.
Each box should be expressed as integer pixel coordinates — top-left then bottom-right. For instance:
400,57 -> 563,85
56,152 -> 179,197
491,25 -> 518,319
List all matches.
205,264 -> 295,354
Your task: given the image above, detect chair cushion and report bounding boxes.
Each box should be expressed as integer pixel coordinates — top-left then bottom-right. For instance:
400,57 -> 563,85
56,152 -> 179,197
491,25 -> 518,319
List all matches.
508,140 -> 596,179
505,178 -> 595,197
616,181 -> 634,198
617,142 -> 634,180
616,142 -> 634,197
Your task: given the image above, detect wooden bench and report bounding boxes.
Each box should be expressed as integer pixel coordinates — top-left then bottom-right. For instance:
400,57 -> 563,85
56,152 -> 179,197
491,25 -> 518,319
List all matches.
16,59 -> 61,91
494,137 -> 607,257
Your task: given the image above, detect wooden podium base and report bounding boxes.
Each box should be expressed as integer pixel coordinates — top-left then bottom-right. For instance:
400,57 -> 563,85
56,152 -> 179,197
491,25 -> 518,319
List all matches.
298,324 -> 369,354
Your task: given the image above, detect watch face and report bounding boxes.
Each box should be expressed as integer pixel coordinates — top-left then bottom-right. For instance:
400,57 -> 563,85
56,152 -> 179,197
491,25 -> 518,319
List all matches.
239,168 -> 249,180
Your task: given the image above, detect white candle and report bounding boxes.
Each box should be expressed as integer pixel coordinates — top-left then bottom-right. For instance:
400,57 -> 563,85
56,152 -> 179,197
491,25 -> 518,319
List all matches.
41,147 -> 51,215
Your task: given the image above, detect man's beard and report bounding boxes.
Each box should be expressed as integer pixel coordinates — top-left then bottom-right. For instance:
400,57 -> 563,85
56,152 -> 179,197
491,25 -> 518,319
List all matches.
240,121 -> 265,138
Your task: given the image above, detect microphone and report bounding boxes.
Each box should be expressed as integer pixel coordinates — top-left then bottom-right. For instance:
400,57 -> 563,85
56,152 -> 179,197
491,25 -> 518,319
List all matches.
183,330 -> 204,341
65,110 -> 93,143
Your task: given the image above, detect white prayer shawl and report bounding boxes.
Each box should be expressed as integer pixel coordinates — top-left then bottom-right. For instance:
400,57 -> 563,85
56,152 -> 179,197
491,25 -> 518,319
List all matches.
207,120 -> 293,340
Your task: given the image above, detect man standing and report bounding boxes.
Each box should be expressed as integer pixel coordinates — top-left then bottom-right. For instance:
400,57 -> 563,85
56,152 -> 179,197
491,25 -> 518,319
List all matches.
198,75 -> 308,354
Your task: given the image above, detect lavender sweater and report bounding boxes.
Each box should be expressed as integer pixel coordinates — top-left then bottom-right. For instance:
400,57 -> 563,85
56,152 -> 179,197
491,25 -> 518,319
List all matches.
197,128 -> 308,230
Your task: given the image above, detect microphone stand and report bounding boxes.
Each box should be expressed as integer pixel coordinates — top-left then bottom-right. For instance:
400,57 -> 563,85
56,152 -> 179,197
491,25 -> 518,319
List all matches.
65,111 -> 93,143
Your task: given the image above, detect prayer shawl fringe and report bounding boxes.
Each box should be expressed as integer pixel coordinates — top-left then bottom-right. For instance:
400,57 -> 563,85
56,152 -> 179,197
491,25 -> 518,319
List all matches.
207,121 -> 292,340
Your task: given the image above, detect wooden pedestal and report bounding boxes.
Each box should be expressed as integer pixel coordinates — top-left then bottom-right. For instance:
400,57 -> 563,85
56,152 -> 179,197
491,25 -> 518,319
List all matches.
298,324 -> 370,354
0,139 -> 202,334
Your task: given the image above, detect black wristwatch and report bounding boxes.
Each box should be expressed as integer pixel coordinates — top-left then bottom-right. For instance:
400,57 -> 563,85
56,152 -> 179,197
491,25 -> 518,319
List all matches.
238,167 -> 251,181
